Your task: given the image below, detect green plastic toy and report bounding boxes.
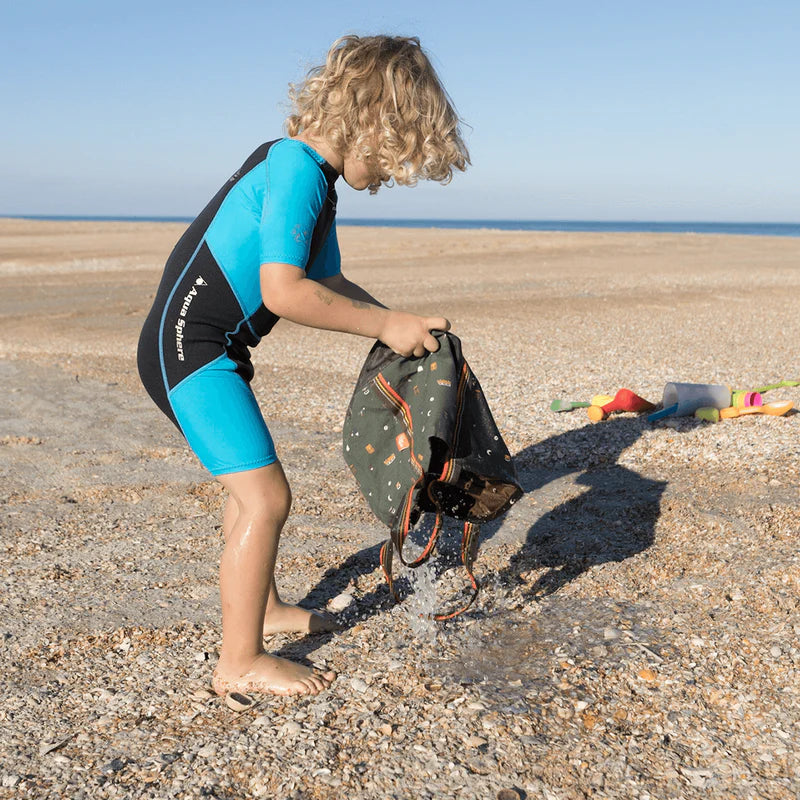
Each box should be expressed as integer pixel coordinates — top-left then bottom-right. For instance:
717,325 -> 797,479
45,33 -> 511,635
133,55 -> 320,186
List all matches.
753,380 -> 800,393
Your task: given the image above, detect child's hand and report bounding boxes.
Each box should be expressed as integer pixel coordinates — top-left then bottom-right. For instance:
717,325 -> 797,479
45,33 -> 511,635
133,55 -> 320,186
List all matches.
378,311 -> 450,357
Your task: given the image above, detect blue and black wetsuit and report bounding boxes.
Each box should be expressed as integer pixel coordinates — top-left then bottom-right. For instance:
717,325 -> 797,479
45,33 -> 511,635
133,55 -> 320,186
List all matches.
137,138 -> 341,475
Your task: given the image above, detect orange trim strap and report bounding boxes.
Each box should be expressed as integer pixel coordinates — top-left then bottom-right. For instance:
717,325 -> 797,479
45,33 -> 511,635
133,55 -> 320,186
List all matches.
374,364 -> 483,621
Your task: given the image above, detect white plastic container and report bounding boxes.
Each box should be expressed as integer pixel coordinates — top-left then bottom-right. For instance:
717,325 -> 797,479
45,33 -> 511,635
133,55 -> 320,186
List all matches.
662,382 -> 731,416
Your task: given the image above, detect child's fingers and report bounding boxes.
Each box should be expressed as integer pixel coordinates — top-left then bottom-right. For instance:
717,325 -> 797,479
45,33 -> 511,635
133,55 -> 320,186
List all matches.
422,331 -> 441,353
421,317 -> 450,353
427,316 -> 451,333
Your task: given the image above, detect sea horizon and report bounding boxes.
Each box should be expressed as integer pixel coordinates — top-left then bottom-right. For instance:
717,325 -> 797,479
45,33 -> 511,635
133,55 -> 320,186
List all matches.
2,214 -> 800,238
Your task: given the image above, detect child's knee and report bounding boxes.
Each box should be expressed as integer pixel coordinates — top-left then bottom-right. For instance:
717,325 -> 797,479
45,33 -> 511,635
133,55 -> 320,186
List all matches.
219,463 -> 292,524
245,480 -> 292,525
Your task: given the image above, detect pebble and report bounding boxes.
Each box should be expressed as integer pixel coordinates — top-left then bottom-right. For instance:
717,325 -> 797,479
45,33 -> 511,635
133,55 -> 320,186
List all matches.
463,736 -> 488,748
350,678 -> 368,693
328,592 -> 354,612
282,721 -> 302,736
100,758 -> 126,774
92,714 -> 115,730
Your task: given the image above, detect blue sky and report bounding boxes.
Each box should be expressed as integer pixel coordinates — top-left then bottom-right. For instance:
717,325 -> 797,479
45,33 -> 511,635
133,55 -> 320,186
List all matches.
2,0 -> 798,220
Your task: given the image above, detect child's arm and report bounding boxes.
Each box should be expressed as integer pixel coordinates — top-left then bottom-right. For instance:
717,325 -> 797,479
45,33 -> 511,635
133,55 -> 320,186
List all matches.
316,272 -> 387,310
261,262 -> 447,357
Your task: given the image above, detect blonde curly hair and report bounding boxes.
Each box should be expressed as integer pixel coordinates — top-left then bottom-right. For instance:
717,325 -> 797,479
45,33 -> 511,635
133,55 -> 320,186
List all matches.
286,35 -> 470,193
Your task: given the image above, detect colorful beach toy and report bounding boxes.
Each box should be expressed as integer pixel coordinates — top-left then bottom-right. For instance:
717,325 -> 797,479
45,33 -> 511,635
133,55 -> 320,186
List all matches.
550,394 -> 614,412
731,390 -> 763,408
648,382 -> 731,422
719,401 -> 793,419
648,403 -> 679,422
587,388 -> 656,422
753,380 -> 800,393
694,407 -> 720,423
550,399 -> 590,412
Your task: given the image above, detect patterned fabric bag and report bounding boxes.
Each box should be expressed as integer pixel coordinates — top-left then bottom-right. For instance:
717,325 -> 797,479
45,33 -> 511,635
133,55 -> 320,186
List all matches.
342,331 -> 522,619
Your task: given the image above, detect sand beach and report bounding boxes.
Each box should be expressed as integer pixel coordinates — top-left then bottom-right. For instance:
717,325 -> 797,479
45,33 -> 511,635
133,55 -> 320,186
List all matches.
1,217 -> 799,799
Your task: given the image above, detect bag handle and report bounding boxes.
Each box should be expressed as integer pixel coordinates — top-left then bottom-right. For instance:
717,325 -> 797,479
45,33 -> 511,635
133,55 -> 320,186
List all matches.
380,520 -> 481,620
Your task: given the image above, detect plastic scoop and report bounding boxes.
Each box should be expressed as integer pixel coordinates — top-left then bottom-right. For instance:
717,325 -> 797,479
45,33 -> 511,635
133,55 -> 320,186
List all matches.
550,394 -> 614,413
719,401 -> 793,419
550,399 -> 589,412
648,403 -> 679,422
587,388 -> 657,422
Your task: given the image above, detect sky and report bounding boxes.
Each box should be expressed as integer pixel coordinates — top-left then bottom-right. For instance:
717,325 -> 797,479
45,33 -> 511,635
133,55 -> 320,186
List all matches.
2,0 -> 799,221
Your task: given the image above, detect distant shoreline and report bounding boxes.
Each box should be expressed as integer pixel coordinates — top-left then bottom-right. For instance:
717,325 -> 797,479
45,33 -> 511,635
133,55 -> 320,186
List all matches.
1,215 -> 799,238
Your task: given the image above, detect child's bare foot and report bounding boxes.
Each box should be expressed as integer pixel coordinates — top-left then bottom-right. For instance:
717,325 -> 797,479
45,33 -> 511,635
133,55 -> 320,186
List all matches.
213,653 -> 336,697
262,599 -> 342,637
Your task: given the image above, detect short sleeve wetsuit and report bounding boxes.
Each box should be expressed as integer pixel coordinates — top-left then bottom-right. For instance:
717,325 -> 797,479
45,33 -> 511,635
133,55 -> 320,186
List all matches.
137,138 -> 340,475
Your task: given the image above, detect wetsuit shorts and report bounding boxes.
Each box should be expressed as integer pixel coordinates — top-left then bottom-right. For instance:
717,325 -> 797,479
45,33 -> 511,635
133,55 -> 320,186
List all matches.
137,139 -> 340,475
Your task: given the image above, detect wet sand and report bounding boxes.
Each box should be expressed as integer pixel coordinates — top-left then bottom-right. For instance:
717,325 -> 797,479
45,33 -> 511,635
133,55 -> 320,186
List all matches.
1,217 -> 799,799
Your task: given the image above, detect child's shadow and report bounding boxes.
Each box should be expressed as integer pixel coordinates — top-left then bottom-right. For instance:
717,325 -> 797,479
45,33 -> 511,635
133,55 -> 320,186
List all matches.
494,416 -> 667,598
278,416 -> 669,662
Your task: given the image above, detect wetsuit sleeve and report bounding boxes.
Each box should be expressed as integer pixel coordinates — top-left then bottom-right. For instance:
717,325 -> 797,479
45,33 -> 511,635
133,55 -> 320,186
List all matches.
306,219 -> 342,280
259,143 -> 328,269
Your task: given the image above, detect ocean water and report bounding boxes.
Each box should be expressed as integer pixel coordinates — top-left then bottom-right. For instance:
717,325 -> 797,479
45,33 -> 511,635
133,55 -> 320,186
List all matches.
339,218 -> 800,237
6,215 -> 800,238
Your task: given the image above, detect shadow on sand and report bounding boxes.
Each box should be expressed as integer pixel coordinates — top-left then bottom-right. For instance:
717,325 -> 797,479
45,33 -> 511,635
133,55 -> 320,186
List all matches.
277,416 -> 668,663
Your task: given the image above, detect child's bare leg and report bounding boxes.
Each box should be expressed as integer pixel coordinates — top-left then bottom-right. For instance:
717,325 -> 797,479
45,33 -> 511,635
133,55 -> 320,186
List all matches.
221,494 -> 339,636
261,580 -> 341,636
212,463 -> 335,696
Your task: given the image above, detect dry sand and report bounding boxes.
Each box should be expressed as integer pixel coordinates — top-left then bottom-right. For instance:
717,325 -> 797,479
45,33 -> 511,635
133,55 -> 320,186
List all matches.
1,217 -> 799,799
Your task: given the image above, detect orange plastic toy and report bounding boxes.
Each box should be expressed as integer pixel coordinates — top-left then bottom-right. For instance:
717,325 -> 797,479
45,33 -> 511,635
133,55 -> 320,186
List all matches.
719,401 -> 793,419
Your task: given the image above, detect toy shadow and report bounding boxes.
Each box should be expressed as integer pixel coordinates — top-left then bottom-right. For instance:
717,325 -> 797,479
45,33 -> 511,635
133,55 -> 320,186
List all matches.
277,416 -> 667,662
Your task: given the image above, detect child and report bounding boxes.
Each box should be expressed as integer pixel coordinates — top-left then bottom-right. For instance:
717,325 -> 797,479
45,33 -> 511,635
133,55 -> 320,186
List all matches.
137,34 -> 469,697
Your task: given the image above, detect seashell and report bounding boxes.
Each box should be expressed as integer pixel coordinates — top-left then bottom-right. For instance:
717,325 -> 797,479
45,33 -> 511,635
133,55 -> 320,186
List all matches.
224,692 -> 254,712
